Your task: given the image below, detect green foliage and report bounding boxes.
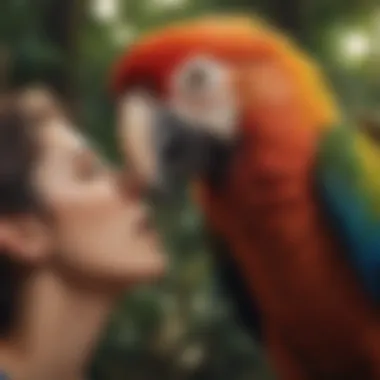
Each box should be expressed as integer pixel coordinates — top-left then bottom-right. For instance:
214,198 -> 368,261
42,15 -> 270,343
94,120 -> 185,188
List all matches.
2,0 -> 380,379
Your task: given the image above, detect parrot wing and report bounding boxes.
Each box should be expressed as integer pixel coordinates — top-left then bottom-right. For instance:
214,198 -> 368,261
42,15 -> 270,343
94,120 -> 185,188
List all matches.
316,123 -> 380,302
205,227 -> 263,341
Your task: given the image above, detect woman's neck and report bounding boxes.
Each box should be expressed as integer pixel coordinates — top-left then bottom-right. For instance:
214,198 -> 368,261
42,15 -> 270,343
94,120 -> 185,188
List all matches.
0,270 -> 116,380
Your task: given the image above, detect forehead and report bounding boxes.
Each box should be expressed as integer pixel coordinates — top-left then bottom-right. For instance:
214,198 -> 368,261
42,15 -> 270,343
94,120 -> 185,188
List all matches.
112,19 -> 275,96
38,119 -> 85,156
17,89 -> 86,156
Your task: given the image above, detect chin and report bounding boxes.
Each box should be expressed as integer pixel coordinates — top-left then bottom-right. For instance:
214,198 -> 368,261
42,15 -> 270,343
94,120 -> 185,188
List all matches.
132,251 -> 168,284
113,252 -> 167,287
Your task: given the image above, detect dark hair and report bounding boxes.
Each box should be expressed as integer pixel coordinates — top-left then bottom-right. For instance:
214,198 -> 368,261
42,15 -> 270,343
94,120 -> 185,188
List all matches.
0,94 -> 40,336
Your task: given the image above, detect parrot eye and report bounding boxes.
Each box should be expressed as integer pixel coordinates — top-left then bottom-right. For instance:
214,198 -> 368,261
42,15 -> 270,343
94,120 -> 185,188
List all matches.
174,56 -> 228,96
169,56 -> 238,141
186,67 -> 207,90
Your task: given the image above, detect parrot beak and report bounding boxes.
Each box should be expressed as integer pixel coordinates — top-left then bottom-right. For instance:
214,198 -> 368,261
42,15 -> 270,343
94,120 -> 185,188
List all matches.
153,108 -> 214,194
118,92 -> 219,199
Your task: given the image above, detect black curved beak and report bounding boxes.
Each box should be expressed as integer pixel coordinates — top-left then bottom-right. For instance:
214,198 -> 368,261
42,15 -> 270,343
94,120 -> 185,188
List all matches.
151,108 -> 234,201
151,108 -> 208,198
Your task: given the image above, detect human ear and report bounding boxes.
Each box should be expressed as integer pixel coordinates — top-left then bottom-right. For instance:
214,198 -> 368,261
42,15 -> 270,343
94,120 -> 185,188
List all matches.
0,215 -> 51,264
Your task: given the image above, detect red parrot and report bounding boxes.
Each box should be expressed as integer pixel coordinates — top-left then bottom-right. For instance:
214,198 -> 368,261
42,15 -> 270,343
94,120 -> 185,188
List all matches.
110,17 -> 380,380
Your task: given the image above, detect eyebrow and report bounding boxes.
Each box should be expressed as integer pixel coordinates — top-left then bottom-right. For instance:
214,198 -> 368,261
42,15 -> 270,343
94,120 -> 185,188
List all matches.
72,148 -> 97,163
72,146 -> 113,171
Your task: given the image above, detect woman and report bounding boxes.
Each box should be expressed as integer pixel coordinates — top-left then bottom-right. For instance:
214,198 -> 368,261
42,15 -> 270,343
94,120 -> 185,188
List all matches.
0,89 -> 166,380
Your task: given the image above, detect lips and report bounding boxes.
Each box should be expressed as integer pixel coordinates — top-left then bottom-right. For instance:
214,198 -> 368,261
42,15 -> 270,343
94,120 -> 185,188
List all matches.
134,205 -> 156,235
136,214 -> 154,234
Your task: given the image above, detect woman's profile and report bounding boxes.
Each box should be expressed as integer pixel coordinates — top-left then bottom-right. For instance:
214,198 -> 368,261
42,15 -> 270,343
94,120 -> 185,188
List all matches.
0,88 -> 166,380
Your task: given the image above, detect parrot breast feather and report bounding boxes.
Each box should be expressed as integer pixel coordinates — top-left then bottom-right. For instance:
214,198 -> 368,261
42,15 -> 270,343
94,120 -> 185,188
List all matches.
317,125 -> 380,302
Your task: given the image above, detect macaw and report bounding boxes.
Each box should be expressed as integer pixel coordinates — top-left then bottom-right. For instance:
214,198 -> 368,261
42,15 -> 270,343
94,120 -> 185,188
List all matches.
110,16 -> 380,380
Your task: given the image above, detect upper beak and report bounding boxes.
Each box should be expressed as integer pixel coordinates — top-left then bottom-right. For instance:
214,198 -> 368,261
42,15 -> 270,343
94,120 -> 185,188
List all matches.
154,107 -> 211,194
118,92 -> 209,199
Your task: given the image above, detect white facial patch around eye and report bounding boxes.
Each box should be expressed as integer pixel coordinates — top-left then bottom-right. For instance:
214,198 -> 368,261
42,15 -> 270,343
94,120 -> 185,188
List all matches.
118,92 -> 158,186
169,56 -> 238,141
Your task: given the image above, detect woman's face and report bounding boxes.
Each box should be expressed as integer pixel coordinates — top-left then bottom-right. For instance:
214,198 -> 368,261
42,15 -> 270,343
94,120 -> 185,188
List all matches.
32,110 -> 166,288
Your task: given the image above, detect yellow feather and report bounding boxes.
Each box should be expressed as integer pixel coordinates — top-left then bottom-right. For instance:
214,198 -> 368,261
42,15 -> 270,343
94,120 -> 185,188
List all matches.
355,132 -> 380,214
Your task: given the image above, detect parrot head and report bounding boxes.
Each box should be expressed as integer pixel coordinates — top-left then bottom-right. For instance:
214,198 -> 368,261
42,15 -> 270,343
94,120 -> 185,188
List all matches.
111,16 -> 339,198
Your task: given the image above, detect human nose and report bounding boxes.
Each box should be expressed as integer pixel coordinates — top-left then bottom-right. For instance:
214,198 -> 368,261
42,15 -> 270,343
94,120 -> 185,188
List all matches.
116,169 -> 144,202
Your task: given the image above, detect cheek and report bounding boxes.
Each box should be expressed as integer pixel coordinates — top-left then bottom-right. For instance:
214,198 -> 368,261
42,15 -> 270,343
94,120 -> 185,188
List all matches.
49,186 -> 165,284
50,184 -> 127,252
54,184 -> 122,221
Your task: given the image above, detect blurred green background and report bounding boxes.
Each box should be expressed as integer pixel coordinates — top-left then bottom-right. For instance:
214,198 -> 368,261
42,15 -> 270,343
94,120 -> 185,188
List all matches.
1,0 -> 380,379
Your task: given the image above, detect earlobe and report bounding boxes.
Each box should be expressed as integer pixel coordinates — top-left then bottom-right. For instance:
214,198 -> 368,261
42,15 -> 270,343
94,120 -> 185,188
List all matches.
0,216 -> 51,265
